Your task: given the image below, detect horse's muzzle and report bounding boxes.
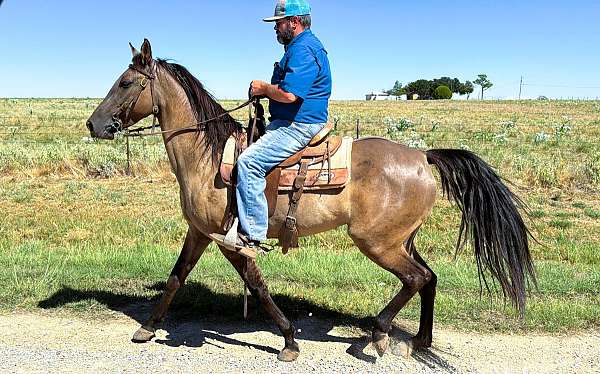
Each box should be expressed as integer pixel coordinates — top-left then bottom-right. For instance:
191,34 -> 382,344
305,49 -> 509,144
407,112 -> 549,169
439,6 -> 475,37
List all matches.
106,116 -> 123,135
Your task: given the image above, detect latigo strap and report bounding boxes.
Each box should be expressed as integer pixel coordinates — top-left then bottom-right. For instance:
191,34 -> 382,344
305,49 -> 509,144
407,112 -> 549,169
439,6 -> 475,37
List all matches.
278,160 -> 310,253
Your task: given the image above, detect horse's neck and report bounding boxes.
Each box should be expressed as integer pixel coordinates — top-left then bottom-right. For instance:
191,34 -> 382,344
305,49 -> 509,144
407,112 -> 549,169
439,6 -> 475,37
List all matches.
155,77 -> 216,187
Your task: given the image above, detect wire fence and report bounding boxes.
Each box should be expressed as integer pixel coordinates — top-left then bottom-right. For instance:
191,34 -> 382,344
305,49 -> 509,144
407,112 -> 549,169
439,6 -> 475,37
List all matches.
1,112 -> 599,170
0,100 -> 596,191
1,116 -> 599,140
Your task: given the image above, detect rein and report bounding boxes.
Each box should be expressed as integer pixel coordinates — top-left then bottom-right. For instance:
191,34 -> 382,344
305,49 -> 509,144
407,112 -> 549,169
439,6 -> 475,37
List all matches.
115,60 -> 256,138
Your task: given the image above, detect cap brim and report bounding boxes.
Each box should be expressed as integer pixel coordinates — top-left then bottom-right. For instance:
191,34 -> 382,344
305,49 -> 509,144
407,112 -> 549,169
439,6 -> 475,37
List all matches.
263,15 -> 286,22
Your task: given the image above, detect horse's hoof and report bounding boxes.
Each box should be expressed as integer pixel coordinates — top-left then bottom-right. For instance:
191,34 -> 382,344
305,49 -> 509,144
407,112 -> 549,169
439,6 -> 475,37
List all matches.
132,325 -> 155,343
372,330 -> 389,357
277,347 -> 300,362
411,336 -> 432,350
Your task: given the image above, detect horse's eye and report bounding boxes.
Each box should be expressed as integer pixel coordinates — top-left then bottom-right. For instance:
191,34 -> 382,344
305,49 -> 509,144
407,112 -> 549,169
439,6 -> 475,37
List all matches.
119,80 -> 133,88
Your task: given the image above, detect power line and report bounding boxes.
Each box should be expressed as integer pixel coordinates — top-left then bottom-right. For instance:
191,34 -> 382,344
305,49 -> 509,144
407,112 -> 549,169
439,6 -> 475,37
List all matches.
523,83 -> 600,89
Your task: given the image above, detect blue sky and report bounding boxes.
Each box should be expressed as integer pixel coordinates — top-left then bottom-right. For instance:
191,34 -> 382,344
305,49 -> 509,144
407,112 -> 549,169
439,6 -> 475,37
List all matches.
1,0 -> 599,99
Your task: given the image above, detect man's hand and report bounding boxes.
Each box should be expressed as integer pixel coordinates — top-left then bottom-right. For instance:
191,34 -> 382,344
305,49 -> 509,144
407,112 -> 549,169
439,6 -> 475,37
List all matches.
250,80 -> 269,97
250,80 -> 298,104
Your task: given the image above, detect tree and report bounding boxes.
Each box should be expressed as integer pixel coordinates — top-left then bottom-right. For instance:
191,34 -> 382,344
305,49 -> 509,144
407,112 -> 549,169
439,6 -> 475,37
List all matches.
473,74 -> 493,100
405,79 -> 435,100
402,77 -> 476,100
385,81 -> 405,96
434,85 -> 453,100
432,77 -> 461,93
458,81 -> 475,100
452,78 -> 462,93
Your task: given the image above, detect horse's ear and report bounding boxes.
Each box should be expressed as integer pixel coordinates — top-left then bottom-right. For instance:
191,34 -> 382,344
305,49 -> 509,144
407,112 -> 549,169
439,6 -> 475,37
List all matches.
129,42 -> 140,57
141,38 -> 153,66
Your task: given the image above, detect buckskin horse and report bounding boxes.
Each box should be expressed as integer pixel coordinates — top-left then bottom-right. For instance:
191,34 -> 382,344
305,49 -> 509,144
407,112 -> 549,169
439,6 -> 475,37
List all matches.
86,39 -> 536,362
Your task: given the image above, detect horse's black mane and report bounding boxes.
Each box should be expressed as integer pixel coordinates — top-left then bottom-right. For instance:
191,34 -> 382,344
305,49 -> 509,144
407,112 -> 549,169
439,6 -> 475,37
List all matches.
156,59 -> 241,163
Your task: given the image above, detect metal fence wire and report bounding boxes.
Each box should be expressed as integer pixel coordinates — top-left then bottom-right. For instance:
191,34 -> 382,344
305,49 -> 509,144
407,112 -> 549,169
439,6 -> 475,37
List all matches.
1,113 -> 599,168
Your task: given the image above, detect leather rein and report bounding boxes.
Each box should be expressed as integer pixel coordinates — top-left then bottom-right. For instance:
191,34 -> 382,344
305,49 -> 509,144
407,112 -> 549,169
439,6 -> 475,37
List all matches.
111,60 -> 257,138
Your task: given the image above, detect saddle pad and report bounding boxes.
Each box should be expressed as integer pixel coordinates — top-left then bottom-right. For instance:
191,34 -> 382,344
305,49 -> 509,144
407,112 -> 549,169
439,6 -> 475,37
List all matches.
220,136 -> 353,191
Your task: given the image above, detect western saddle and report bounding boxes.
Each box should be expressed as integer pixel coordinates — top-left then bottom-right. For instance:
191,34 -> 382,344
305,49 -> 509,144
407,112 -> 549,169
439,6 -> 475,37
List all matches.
221,109 -> 345,253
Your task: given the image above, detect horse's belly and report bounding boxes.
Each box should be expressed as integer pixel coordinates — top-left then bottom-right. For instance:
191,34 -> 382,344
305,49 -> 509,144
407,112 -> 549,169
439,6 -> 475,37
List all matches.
267,188 -> 351,238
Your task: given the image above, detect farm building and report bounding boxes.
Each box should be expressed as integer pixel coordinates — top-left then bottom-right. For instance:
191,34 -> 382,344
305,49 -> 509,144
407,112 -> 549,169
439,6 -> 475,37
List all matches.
365,92 -> 405,101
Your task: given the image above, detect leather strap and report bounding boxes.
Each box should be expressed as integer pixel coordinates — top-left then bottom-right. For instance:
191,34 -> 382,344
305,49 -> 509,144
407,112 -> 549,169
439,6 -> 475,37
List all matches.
247,98 -> 260,147
279,160 -> 310,253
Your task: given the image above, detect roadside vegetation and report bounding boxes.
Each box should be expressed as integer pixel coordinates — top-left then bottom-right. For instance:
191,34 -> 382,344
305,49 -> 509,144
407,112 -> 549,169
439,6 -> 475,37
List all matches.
0,98 -> 599,332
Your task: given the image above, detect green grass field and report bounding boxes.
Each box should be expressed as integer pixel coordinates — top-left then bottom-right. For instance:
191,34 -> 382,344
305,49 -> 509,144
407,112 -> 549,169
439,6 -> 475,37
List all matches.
1,98 -> 599,332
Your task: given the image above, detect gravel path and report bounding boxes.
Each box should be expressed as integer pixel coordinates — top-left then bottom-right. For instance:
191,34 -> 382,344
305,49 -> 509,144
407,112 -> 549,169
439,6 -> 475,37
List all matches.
0,312 -> 598,373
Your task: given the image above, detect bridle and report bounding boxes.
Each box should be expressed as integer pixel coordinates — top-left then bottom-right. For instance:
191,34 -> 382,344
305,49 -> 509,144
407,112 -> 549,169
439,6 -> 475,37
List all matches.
111,59 -> 256,139
110,62 -> 158,134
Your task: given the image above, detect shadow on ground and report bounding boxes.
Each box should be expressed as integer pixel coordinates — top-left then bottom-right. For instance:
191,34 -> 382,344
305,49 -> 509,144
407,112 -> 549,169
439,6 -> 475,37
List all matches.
38,281 -> 456,370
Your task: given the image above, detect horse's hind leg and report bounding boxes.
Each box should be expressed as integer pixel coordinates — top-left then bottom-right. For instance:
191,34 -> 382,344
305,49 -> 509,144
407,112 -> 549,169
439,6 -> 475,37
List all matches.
219,247 -> 299,362
133,226 -> 211,342
351,235 -> 432,357
412,249 -> 437,349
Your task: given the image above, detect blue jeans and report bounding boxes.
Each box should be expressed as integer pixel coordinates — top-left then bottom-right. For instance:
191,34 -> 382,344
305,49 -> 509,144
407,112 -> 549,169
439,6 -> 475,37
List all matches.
236,120 -> 326,241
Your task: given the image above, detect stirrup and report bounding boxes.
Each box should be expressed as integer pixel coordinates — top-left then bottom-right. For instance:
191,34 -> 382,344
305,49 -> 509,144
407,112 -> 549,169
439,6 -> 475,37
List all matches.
210,218 -> 267,259
209,233 -> 260,259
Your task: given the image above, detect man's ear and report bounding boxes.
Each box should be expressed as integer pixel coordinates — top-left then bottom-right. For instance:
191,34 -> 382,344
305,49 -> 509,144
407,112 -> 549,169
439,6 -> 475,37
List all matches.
140,38 -> 153,66
129,42 -> 140,57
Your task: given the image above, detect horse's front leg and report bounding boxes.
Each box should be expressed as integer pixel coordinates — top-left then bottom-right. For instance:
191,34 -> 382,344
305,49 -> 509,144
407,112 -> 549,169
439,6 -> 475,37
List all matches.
133,226 -> 211,342
219,247 -> 300,362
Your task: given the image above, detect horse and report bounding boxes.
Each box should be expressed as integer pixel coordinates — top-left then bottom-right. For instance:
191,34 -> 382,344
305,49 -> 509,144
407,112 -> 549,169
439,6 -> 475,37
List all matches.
86,39 -> 536,362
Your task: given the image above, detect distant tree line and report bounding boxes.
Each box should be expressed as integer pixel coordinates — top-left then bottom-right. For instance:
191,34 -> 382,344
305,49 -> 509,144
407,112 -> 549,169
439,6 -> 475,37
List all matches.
386,75 -> 493,100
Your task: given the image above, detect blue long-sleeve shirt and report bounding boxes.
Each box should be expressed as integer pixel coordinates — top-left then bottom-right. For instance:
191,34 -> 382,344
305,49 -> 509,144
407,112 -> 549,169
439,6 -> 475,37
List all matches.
269,29 -> 332,124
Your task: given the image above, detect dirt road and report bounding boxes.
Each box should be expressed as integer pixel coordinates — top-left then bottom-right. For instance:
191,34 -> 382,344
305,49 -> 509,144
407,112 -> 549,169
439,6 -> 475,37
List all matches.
0,312 -> 597,373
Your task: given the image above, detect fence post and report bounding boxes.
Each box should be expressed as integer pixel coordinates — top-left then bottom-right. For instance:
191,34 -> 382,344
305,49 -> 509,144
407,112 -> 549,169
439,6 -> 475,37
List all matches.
125,135 -> 131,176
356,119 -> 360,139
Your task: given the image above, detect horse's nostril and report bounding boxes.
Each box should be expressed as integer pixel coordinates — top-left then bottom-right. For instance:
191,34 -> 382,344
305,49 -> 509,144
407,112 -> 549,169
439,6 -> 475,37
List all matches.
86,120 -> 94,132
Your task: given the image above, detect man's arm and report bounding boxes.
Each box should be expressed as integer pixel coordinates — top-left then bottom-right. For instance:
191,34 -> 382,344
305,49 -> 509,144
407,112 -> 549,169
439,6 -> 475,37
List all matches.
251,80 -> 297,104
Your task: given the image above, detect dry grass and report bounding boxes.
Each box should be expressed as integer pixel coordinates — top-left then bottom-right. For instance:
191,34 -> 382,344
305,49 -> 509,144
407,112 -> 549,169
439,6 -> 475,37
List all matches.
1,98 -> 599,189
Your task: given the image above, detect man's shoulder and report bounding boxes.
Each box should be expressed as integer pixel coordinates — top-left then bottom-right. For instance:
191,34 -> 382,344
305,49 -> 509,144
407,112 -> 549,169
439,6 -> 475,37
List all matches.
288,32 -> 325,58
299,30 -> 325,50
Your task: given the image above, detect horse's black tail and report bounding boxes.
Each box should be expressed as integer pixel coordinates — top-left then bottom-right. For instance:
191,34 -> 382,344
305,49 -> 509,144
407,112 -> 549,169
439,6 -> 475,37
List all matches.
426,149 -> 537,316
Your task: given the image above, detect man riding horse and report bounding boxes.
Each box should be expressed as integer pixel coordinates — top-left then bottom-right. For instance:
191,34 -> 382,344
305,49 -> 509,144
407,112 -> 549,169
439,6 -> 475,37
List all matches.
86,0 -> 535,361
234,0 -> 332,256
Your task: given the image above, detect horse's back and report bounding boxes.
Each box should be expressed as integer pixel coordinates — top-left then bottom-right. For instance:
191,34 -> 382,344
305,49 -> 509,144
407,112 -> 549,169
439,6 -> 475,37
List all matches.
350,137 -> 435,192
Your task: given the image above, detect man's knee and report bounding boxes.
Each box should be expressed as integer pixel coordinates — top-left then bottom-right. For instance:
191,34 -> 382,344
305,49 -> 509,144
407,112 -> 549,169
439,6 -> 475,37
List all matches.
237,149 -> 268,176
237,152 -> 251,169
237,151 -> 260,173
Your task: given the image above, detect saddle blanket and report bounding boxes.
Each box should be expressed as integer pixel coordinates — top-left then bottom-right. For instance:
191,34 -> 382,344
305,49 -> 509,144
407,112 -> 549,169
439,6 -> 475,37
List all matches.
220,136 -> 353,191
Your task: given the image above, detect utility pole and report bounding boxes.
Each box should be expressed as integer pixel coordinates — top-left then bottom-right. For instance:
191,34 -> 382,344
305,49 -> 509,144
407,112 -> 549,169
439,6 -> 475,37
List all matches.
518,76 -> 523,100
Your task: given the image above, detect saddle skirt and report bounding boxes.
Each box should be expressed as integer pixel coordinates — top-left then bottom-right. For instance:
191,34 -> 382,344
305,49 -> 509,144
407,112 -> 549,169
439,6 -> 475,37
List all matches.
219,135 -> 353,191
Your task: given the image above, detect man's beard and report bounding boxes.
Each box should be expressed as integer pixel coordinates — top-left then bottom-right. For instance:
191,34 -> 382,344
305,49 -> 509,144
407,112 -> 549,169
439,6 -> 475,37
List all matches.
276,25 -> 294,45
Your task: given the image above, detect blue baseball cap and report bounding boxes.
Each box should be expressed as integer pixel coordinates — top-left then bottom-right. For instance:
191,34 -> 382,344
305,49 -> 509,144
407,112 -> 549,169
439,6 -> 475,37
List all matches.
263,0 -> 311,22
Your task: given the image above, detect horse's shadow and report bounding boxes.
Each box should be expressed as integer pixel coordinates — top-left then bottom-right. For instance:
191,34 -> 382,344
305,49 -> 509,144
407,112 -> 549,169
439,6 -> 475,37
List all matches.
38,282 -> 456,370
